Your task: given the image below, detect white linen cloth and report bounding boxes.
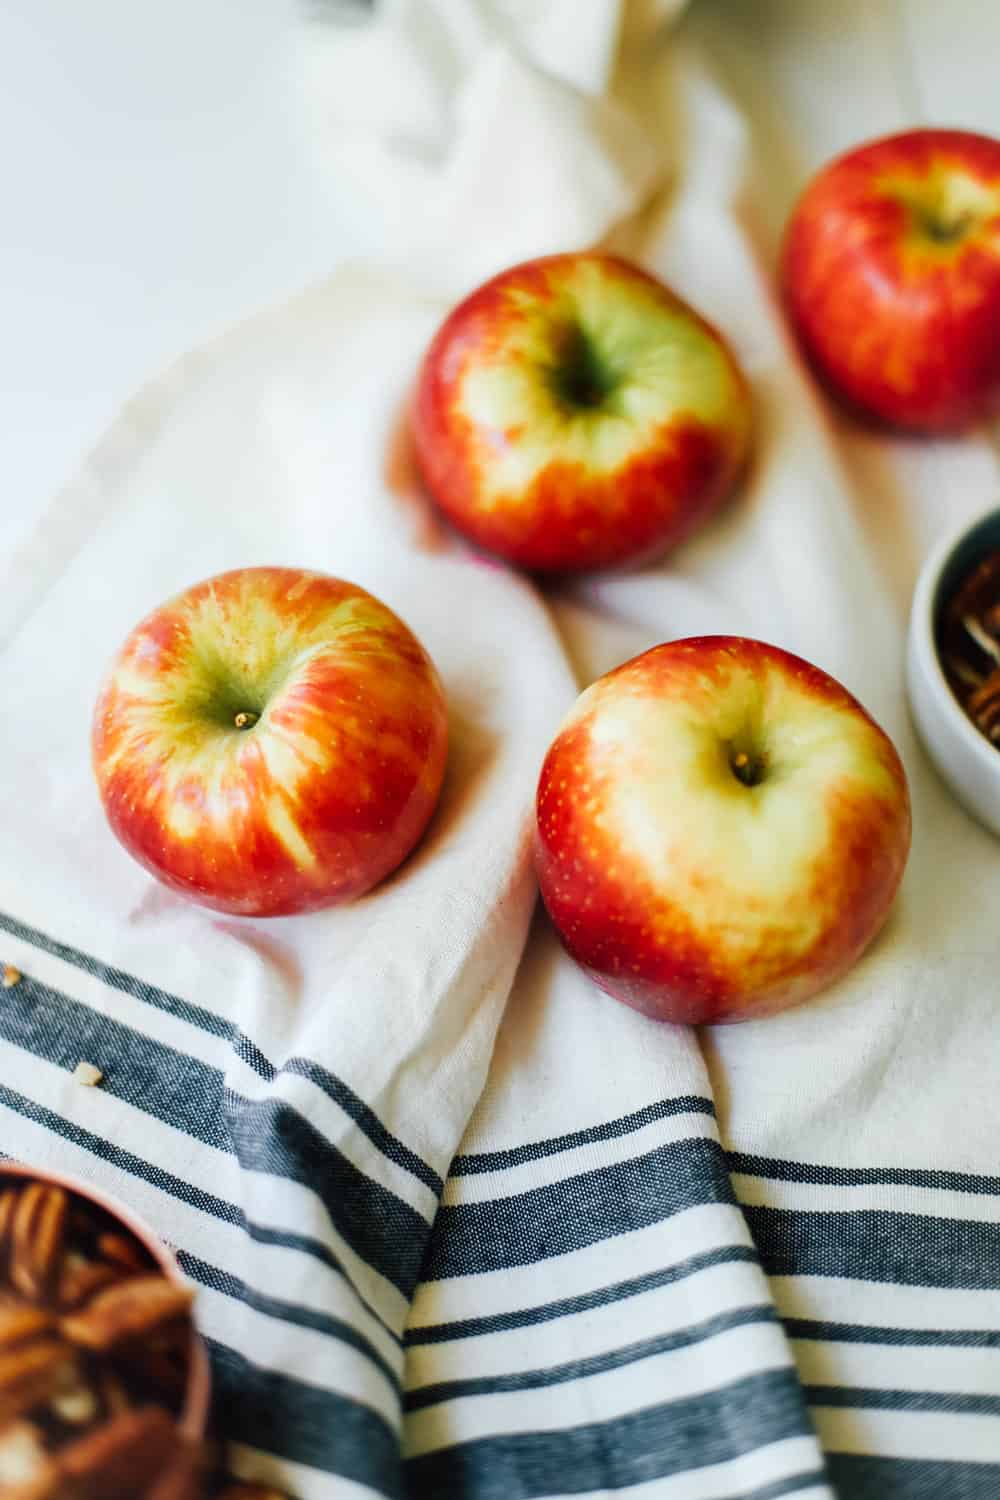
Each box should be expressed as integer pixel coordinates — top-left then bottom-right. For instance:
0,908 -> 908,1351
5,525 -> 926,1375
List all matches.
2,2 -> 999,1496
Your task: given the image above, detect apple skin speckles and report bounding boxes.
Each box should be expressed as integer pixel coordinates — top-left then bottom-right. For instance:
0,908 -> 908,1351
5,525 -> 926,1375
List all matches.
535,636 -> 911,1025
783,128 -> 1000,433
93,568 -> 448,917
413,252 -> 751,574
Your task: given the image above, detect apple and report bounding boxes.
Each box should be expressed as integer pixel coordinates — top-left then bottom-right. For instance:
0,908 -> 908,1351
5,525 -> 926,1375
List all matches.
535,637 -> 911,1025
782,128 -> 1000,432
92,567 -> 448,917
412,252 -> 752,573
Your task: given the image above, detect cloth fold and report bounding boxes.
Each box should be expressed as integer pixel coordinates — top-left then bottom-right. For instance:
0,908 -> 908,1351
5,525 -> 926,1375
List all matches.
3,2 -> 1000,1497
295,0 -> 679,298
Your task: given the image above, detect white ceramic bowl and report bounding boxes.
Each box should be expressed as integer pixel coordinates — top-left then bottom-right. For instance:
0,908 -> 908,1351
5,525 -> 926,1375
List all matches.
907,505 -> 1000,838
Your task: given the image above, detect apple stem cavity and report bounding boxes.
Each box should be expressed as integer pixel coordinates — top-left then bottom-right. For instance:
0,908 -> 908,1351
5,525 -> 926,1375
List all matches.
233,711 -> 259,731
551,324 -> 619,411
729,747 -> 766,788
922,209 -> 972,244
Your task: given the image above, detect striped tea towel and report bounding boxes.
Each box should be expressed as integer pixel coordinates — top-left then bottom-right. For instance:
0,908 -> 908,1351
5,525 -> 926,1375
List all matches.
3,2 -> 1000,1497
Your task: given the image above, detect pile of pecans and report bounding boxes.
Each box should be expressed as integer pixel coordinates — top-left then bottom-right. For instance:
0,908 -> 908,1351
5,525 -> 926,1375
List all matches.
0,1174 -> 202,1499
938,548 -> 1000,748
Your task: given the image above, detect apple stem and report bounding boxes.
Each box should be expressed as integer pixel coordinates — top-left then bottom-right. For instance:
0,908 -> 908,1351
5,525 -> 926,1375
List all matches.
233,711 -> 259,730
730,747 -> 764,788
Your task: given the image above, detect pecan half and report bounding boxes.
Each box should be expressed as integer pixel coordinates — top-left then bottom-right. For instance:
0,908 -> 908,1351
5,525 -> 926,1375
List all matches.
96,1233 -> 149,1274
55,1252 -> 121,1312
57,1405 -> 178,1499
968,668 -> 1000,740
0,1303 -> 54,1351
10,1185 -> 69,1302
0,1337 -> 76,1425
61,1277 -> 193,1353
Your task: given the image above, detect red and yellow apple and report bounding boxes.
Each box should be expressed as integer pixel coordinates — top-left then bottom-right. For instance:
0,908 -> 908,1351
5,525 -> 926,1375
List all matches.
782,128 -> 1000,432
412,252 -> 752,573
92,567 -> 448,917
535,637 -> 911,1025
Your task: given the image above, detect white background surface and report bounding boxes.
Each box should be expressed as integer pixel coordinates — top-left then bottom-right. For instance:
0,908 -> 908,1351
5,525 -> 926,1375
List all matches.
1,0 -> 997,561
0,0 -> 365,559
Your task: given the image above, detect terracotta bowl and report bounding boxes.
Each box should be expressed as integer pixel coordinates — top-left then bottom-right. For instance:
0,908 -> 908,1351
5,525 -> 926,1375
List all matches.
0,1159 -> 211,1442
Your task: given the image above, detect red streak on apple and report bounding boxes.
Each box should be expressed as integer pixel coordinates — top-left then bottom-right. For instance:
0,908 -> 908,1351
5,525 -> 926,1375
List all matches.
93,568 -> 448,917
535,637 -> 911,1025
783,128 -> 1000,432
413,253 -> 751,573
